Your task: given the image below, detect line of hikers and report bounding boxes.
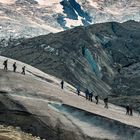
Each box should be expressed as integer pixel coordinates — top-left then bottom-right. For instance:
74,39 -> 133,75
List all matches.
2,59 -> 132,116
2,59 -> 26,75
60,80 -> 109,109
84,88 -> 108,108
60,80 -> 133,115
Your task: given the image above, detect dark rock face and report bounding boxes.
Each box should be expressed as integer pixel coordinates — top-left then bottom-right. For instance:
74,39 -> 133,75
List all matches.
0,20 -> 140,110
60,0 -> 92,22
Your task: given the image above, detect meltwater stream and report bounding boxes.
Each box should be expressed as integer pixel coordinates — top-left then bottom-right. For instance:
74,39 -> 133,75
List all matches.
48,102 -> 140,140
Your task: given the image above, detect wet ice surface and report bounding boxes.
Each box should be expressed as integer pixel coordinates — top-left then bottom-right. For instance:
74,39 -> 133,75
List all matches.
48,102 -> 138,140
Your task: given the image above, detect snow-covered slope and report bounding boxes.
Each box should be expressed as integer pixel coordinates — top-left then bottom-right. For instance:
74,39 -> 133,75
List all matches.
0,55 -> 140,140
0,0 -> 140,38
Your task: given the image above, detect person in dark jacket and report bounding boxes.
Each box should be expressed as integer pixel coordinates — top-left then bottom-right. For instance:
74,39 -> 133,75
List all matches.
85,89 -> 89,100
129,106 -> 133,116
60,80 -> 64,89
3,59 -> 8,71
89,92 -> 93,102
95,95 -> 99,104
126,104 -> 130,115
104,97 -> 108,109
21,66 -> 26,75
76,86 -> 80,96
13,62 -> 17,72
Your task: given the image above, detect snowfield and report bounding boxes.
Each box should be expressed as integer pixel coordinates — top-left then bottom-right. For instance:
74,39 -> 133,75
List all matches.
0,55 -> 140,140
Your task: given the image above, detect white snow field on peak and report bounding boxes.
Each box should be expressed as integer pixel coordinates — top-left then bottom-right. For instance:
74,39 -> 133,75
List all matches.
0,0 -> 140,38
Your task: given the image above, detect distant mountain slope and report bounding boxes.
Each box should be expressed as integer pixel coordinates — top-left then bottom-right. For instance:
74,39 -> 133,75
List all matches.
0,0 -> 140,38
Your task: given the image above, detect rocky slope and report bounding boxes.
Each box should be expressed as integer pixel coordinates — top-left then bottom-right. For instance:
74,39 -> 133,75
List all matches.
0,56 -> 140,140
1,20 -> 140,111
0,0 -> 140,38
0,125 -> 41,140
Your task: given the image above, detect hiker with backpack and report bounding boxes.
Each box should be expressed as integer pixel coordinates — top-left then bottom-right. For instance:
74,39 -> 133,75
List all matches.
95,95 -> 99,104
3,59 -> 8,71
104,97 -> 108,109
13,62 -> 17,72
60,80 -> 64,89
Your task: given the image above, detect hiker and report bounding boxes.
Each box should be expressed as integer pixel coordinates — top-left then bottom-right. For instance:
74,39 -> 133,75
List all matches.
89,92 -> 93,102
3,59 -> 8,71
129,106 -> 133,116
95,95 -> 99,104
76,86 -> 80,96
13,62 -> 17,72
85,89 -> 89,100
21,66 -> 26,75
126,104 -> 130,115
60,80 -> 64,89
104,97 -> 108,109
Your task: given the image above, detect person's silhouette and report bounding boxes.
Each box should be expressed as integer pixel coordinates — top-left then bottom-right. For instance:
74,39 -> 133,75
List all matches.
60,80 -> 64,89
13,62 -> 17,72
21,66 -> 26,75
3,59 -> 8,71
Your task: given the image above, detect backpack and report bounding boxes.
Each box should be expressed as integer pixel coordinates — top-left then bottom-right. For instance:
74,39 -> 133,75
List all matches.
3,61 -> 6,65
104,98 -> 108,102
